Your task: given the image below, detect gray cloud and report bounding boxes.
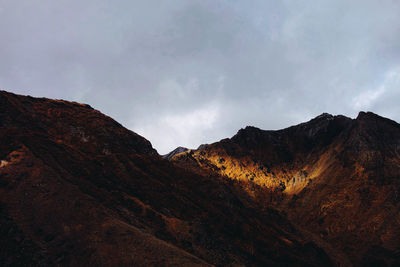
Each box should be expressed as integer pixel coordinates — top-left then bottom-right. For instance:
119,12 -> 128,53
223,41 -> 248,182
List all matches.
1,0 -> 400,153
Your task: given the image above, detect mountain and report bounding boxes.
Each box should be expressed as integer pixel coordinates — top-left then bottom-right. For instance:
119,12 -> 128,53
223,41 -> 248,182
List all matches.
162,146 -> 190,160
0,91 -> 332,266
170,112 -> 400,266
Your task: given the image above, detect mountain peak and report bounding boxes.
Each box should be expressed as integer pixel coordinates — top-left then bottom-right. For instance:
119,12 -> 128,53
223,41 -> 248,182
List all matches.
356,111 -> 377,120
0,90 -> 157,156
314,112 -> 334,120
355,111 -> 395,123
356,111 -> 400,129
163,146 -> 190,160
235,126 -> 262,134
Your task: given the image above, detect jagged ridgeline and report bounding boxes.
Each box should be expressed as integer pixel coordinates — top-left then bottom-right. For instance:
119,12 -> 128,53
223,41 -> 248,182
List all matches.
1,90 -> 399,266
0,90 -> 332,266
169,111 -> 400,265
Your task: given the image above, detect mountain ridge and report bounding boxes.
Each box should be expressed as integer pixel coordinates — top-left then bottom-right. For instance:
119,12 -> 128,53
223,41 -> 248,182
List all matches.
170,110 -> 400,265
0,90 -> 335,266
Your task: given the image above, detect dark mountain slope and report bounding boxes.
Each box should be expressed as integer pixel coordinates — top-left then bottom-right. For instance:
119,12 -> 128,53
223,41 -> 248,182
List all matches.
0,91 -> 332,266
286,112 -> 400,266
171,112 -> 400,266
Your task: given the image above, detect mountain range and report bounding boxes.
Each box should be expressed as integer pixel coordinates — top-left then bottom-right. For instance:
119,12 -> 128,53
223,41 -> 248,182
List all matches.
0,90 -> 399,266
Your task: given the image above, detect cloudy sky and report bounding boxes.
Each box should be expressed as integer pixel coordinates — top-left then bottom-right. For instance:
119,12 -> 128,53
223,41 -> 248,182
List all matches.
1,0 -> 400,153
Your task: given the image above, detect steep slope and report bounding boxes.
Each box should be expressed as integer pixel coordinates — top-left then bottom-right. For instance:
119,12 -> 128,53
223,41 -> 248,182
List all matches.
171,112 -> 400,266
287,112 -> 400,266
0,91 -> 332,266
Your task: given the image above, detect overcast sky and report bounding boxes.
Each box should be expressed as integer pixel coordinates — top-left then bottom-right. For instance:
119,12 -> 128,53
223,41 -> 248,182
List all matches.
1,0 -> 400,153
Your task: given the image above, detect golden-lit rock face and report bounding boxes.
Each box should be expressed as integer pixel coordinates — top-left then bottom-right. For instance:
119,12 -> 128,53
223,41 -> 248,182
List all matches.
173,148 -> 320,194
172,114 -> 351,195
171,112 -> 400,265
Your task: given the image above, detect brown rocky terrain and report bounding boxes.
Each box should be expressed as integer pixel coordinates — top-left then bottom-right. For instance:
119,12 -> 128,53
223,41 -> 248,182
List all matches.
0,90 -> 333,266
171,112 -> 400,266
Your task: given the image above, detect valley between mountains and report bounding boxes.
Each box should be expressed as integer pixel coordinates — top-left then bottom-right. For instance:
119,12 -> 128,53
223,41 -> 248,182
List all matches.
0,90 -> 399,266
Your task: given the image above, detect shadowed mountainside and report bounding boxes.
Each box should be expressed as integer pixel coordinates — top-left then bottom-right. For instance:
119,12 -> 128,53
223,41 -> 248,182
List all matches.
0,91 -> 333,266
171,112 -> 400,266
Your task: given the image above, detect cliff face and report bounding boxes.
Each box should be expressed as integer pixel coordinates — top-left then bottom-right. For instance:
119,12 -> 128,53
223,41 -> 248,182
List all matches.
0,91 -> 332,266
171,112 -> 400,266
